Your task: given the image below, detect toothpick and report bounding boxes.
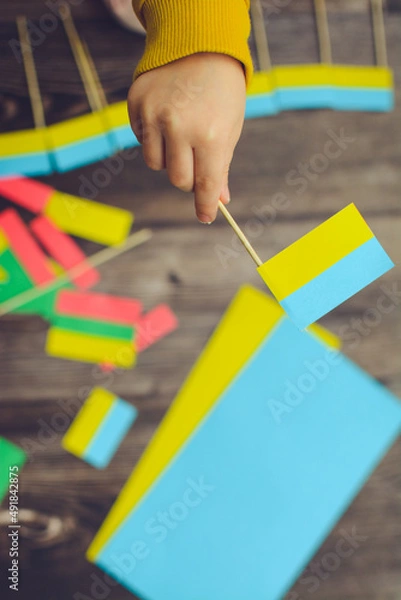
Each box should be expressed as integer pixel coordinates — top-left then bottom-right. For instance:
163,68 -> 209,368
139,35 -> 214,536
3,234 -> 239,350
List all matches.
62,11 -> 103,112
314,0 -> 332,64
16,16 -> 47,129
371,0 -> 388,66
250,0 -> 272,72
0,229 -> 152,317
218,201 -> 263,267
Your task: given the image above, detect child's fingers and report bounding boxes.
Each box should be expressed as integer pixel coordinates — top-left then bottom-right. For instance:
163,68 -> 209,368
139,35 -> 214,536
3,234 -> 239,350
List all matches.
142,124 -> 165,171
165,138 -> 194,193
194,147 -> 227,223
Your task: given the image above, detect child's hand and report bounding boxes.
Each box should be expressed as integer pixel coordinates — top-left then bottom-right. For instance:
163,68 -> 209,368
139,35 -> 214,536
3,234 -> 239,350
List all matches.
128,53 -> 247,223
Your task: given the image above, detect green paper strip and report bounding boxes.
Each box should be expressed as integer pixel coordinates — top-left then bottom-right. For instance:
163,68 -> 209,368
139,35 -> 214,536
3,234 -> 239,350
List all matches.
52,314 -> 135,341
0,438 -> 27,504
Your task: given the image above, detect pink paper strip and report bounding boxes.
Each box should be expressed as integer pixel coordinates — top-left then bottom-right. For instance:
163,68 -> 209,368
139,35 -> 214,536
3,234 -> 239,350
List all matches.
31,216 -> 100,289
55,290 -> 143,324
0,209 -> 54,285
0,177 -> 54,213
136,304 -> 178,352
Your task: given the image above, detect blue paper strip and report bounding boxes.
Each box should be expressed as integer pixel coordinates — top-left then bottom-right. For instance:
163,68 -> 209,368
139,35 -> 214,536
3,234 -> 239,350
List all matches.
95,319 -> 401,600
334,88 -> 394,112
112,126 -> 140,150
280,237 -> 394,330
83,398 -> 137,469
277,86 -> 334,111
52,134 -> 114,173
0,153 -> 53,177
245,93 -> 279,119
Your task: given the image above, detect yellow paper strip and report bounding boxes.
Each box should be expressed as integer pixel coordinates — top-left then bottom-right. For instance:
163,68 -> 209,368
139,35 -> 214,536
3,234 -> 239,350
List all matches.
273,64 -> 332,87
44,191 -> 134,246
62,388 -> 116,458
332,65 -> 393,89
248,70 -> 276,95
47,112 -> 106,149
103,102 -> 130,129
0,231 -> 8,254
46,328 -> 136,368
87,285 -> 340,560
0,128 -> 48,158
257,204 -> 374,301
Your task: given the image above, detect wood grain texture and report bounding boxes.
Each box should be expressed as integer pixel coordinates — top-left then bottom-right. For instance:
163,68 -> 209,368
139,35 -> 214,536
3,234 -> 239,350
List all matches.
0,2 -> 400,600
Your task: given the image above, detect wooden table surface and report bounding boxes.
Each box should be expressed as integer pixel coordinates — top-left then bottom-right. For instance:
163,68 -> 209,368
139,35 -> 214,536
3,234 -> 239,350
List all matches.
0,2 -> 400,599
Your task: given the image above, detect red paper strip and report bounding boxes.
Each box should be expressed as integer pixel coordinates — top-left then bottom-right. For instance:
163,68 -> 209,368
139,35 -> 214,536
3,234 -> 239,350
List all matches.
0,177 -> 54,213
0,209 -> 54,285
136,304 -> 178,352
55,290 -> 143,324
31,216 -> 99,289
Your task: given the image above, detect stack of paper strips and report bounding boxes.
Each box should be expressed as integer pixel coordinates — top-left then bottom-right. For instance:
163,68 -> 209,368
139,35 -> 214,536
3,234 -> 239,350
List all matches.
257,204 -> 394,329
0,438 -> 27,504
62,388 -> 138,469
87,285 -> 401,600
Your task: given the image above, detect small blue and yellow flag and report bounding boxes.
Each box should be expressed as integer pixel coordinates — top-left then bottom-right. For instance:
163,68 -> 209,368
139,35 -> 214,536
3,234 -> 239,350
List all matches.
258,204 -> 394,329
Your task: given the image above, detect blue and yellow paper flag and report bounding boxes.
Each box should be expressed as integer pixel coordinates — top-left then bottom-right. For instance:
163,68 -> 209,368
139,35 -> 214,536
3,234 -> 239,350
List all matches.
258,204 -> 394,329
62,388 -> 137,469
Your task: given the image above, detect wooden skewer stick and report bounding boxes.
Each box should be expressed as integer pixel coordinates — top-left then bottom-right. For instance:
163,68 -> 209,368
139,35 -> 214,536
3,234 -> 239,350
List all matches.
371,0 -> 388,66
16,16 -> 46,129
0,229 -> 153,317
218,201 -> 263,267
250,0 -> 272,72
81,39 -> 108,109
314,0 -> 332,64
62,11 -> 103,112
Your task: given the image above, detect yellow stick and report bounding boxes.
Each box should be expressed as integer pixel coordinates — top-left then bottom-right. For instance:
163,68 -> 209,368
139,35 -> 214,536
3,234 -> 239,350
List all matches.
371,0 -> 388,66
250,0 -> 272,72
0,229 -> 152,317
16,16 -> 46,129
314,0 -> 332,64
218,201 -> 263,267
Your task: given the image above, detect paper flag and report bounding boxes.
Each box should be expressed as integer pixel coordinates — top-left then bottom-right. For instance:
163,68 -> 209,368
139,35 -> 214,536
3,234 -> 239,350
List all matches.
136,305 -> 179,352
44,191 -> 134,246
332,65 -> 394,112
103,102 -> 139,150
274,65 -> 334,110
94,317 -> 401,600
0,176 -> 53,212
55,290 -> 142,325
245,71 -> 279,119
257,204 -> 394,329
31,216 -> 100,289
0,209 -> 54,285
0,438 -> 27,504
62,388 -> 137,469
87,285 -> 340,561
0,128 -> 52,177
47,113 -> 114,173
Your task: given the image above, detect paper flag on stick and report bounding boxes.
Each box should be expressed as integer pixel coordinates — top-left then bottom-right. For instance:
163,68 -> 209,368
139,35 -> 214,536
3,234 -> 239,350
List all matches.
31,216 -> 99,289
44,192 -> 134,246
0,129 -> 52,177
0,176 -> 53,212
93,313 -> 401,600
0,438 -> 27,504
55,289 -> 142,325
257,204 -> 394,329
62,388 -> 137,469
87,286 -> 340,561
0,209 -> 54,285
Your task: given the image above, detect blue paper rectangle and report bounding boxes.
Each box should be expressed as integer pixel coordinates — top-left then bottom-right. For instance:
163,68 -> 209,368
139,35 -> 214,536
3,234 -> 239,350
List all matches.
52,134 -> 114,173
95,319 -> 401,600
277,86 -> 334,111
245,93 -> 279,119
0,152 -> 53,177
281,237 -> 394,329
334,88 -> 394,112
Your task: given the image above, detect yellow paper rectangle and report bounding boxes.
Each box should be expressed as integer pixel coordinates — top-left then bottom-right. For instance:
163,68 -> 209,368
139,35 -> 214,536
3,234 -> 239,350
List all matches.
248,70 -> 276,95
0,230 -> 8,254
87,285 -> 341,561
332,65 -> 393,89
46,328 -> 136,368
44,191 -> 134,246
103,102 -> 130,129
273,64 -> 332,88
257,204 -> 374,301
62,388 -> 116,458
0,128 -> 48,158
47,112 -> 106,149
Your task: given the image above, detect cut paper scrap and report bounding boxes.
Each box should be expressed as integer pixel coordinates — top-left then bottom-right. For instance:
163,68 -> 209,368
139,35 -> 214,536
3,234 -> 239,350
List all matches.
0,176 -> 53,213
94,317 -> 401,600
0,438 -> 27,504
44,191 -> 134,246
136,304 -> 179,352
46,317 -> 136,368
0,128 -> 52,177
31,215 -> 100,289
87,285 -> 340,561
62,387 -> 137,469
47,113 -> 114,173
257,203 -> 394,329
55,289 -> 142,325
0,208 -> 54,285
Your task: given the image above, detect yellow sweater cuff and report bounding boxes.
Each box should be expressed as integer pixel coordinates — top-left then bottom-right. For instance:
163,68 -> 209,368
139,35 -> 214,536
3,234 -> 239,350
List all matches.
133,0 -> 253,87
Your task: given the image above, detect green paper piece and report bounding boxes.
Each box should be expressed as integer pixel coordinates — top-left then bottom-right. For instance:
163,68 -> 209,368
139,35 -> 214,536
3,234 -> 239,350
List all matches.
0,437 -> 27,504
52,315 -> 136,341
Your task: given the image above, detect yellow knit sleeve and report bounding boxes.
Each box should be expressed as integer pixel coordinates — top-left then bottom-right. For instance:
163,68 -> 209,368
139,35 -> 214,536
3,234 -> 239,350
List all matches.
132,0 -> 253,87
